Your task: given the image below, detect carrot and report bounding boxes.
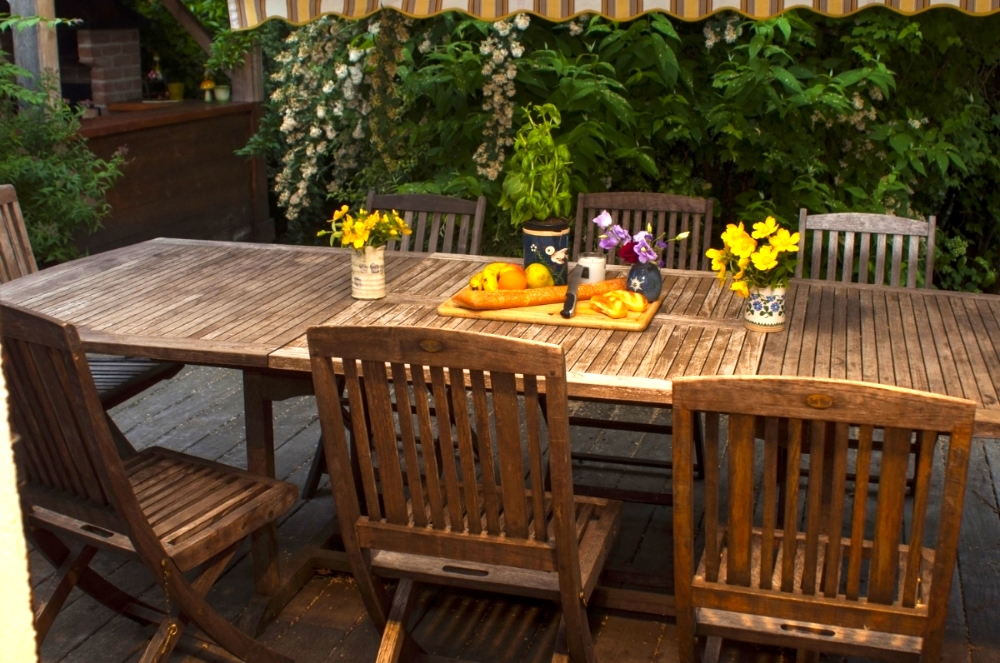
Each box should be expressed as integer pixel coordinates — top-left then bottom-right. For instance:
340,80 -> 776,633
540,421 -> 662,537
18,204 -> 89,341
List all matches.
451,278 -> 627,311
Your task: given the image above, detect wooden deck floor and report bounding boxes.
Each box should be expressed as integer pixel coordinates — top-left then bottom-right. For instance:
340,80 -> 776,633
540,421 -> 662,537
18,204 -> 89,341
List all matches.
29,366 -> 1000,663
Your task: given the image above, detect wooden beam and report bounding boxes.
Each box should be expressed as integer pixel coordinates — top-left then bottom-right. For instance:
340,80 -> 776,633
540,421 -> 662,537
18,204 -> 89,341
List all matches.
9,0 -> 60,96
157,0 -> 212,54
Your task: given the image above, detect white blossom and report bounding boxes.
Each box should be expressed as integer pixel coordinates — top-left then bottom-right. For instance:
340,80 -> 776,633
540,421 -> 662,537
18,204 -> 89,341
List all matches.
510,42 -> 524,58
335,63 -> 348,79
350,64 -> 364,85
310,126 -> 323,138
495,20 -> 511,37
418,38 -> 433,54
317,106 -> 326,119
368,21 -> 380,34
514,13 -> 530,30
349,48 -> 364,62
569,21 -> 583,36
908,118 -> 921,129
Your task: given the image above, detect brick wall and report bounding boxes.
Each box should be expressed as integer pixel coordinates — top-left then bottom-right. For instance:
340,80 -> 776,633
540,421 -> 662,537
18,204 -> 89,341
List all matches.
77,29 -> 141,108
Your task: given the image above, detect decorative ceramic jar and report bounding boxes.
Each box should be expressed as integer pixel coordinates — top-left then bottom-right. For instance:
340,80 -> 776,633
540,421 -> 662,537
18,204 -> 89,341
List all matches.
351,245 -> 386,300
522,219 -> 570,285
626,261 -> 663,302
744,286 -> 786,332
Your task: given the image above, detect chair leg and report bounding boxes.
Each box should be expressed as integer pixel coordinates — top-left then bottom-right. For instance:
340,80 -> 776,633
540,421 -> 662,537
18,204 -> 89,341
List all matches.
702,636 -> 723,663
32,542 -> 97,643
155,544 -> 293,663
693,411 -> 706,480
795,649 -> 820,663
550,616 -> 569,663
558,591 -> 596,663
375,579 -> 423,663
29,527 -> 162,629
302,434 -> 326,499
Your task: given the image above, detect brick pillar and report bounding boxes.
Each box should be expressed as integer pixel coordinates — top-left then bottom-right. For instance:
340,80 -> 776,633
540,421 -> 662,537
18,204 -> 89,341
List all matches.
77,29 -> 142,109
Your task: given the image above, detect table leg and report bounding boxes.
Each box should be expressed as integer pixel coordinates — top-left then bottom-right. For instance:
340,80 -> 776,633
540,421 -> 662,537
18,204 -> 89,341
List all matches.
239,369 -> 281,635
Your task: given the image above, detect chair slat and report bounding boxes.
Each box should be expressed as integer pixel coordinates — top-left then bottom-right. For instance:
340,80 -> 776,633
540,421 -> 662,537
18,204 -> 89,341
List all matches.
842,232 -> 855,283
361,360 -> 409,525
704,412 -> 721,583
456,213 -> 470,254
810,229 -> 823,280
343,360 -> 382,521
874,234 -> 887,286
689,213 -> 703,271
413,212 -> 429,253
906,235 -> 921,288
523,375 -> 548,543
868,426 -> 912,604
399,211 -> 415,252
429,366 -> 465,531
890,234 -> 904,287
759,418 -> 779,590
666,211 -> 678,269
679,213 -> 691,270
826,230 -> 839,281
391,364 -> 427,528
441,213 -> 457,254
846,425 -> 873,600
780,419 -> 803,592
492,371 -> 529,538
469,370 -> 501,535
411,365 -> 446,530
902,429 -> 937,607
449,367 -> 482,535
822,422 -> 850,597
726,414 -> 755,587
427,212 -> 442,253
858,233 -> 871,284
800,420 -> 827,595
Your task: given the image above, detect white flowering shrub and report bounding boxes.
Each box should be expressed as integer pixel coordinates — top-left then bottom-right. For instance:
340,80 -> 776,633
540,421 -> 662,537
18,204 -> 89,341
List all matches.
245,10 -> 1000,290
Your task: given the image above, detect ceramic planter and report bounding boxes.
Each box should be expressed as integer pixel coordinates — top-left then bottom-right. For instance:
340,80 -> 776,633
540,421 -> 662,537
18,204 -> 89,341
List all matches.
744,286 -> 786,332
626,261 -> 663,301
351,245 -> 386,300
522,219 -> 570,285
214,85 -> 231,102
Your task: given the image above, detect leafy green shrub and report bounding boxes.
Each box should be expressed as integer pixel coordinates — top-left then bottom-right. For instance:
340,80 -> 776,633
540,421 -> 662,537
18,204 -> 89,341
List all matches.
500,104 -> 573,225
243,8 -> 1000,291
0,20 -> 125,265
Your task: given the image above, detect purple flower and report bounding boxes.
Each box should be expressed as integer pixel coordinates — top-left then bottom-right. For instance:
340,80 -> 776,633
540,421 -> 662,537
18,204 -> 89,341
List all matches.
599,224 -> 631,250
592,210 -> 613,229
655,239 -> 667,250
633,234 -> 658,263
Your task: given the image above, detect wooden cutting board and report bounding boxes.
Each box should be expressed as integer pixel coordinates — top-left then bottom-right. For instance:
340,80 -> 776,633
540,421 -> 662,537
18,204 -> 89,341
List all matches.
436,287 -> 668,331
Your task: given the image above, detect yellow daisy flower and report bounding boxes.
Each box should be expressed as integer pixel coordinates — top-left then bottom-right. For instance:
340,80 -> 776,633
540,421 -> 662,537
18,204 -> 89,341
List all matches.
751,245 -> 780,271
769,228 -> 800,253
751,216 -> 779,239
730,280 -> 749,298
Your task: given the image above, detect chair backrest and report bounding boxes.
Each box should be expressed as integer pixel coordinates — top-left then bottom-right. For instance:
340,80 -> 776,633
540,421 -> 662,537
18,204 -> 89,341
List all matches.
573,192 -> 714,269
308,326 -> 580,574
366,191 -> 487,255
795,210 -> 936,288
0,184 -> 39,283
672,376 -> 974,658
1,302 -> 126,532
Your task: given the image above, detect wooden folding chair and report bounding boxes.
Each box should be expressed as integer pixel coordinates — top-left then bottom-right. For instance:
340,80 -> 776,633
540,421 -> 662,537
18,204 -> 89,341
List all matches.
0,184 -> 183,415
573,191 -> 715,269
2,302 -> 298,662
366,190 -> 487,255
672,375 -> 975,662
308,326 -> 622,662
795,210 -> 936,288
559,192 -> 715,504
299,191 -> 488,500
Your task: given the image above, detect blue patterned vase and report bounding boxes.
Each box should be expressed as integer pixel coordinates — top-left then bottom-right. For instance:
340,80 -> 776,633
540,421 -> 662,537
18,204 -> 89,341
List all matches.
522,219 -> 570,286
626,261 -> 663,302
744,286 -> 786,332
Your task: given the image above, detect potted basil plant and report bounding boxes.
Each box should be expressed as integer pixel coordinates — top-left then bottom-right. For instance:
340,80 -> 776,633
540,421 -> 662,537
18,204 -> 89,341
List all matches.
499,103 -> 573,285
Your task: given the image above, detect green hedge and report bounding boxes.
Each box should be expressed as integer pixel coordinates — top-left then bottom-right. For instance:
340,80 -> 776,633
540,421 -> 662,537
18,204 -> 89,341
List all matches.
242,8 -> 1000,292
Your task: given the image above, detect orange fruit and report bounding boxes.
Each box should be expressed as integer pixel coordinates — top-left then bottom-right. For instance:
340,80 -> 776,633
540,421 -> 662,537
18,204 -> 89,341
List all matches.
497,264 -> 528,290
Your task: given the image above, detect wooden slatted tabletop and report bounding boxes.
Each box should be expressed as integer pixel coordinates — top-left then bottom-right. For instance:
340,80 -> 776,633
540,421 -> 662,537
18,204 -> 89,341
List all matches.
2,241 -> 998,436
0,238 -> 428,367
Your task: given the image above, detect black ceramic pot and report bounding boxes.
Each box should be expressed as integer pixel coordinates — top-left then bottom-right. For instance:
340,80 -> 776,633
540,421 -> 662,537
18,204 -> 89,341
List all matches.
522,218 -> 570,285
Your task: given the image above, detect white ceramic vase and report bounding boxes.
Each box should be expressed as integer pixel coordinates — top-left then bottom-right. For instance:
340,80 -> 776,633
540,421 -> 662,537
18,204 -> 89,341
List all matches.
744,285 -> 786,332
351,245 -> 386,300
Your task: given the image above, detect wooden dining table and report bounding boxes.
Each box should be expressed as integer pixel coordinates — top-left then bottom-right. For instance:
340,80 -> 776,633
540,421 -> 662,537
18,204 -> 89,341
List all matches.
4,237 -> 999,625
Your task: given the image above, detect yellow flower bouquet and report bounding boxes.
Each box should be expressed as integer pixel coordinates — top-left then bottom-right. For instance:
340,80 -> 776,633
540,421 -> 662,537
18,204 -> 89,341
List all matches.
319,205 -> 412,300
318,205 -> 411,249
706,216 -> 800,332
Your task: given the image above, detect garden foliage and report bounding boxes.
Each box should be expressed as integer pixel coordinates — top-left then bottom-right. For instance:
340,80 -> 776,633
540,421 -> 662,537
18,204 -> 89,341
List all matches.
0,16 -> 125,265
243,8 -> 1000,292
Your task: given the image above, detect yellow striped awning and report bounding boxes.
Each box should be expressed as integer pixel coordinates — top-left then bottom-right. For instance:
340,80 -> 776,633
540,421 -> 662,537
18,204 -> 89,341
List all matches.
227,0 -> 1000,29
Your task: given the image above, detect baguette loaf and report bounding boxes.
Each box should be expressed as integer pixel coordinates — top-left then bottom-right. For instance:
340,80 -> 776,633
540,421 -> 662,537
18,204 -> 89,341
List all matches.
452,278 -> 627,311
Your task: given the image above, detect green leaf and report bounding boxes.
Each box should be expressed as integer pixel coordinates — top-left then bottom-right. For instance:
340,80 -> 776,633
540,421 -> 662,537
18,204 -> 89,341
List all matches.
650,34 -> 679,89
889,133 -> 913,155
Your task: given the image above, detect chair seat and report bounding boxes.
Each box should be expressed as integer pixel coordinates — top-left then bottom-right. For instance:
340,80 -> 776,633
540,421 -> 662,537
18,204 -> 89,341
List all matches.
32,447 -> 298,574
126,448 -> 298,571
88,355 -> 183,409
366,494 -> 623,602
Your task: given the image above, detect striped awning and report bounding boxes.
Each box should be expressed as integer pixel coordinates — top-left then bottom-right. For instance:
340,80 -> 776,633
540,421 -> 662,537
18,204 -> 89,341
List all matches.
228,0 -> 1000,29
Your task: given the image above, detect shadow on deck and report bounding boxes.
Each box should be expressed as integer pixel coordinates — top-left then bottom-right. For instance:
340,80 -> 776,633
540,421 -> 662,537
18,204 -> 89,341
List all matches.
28,367 -> 1000,663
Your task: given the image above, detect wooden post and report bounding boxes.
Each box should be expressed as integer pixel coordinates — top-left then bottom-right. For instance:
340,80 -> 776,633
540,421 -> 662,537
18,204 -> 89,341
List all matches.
9,0 -> 60,98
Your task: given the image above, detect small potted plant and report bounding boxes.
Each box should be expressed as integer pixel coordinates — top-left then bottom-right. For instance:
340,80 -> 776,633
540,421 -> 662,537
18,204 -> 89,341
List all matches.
318,205 -> 412,299
706,217 -> 800,332
500,103 -> 573,285
591,211 -> 690,301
